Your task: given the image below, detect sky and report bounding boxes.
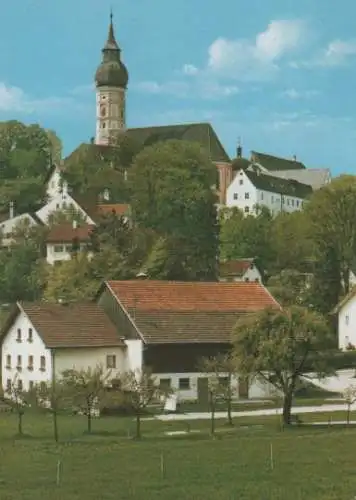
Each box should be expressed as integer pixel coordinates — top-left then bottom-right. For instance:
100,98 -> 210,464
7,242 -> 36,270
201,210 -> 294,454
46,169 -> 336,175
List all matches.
1,0 -> 356,174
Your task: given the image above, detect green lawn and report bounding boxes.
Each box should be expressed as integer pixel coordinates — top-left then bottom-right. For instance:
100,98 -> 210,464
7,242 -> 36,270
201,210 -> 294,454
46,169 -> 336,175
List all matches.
0,410 -> 356,499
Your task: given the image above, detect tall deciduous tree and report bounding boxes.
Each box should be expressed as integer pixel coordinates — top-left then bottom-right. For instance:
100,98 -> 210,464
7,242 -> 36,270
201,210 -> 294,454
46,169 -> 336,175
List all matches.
0,120 -> 60,213
130,140 -> 219,281
306,175 -> 356,306
219,206 -> 273,277
233,306 -> 333,425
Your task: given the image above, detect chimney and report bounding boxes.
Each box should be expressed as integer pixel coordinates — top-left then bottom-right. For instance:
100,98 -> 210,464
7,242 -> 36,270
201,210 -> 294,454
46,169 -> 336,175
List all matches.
9,201 -> 14,219
72,220 -> 78,230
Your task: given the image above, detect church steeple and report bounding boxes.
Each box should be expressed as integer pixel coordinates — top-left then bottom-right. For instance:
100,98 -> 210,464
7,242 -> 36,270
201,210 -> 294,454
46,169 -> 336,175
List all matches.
94,11 -> 129,145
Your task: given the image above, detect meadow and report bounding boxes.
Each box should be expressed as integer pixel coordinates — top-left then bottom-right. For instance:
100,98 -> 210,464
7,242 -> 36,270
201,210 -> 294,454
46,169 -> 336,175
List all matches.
0,407 -> 355,500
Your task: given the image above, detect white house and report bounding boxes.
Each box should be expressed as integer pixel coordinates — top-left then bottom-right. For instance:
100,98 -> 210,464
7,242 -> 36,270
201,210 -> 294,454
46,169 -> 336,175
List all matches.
45,163 -> 68,200
0,213 -> 40,246
36,192 -> 95,225
226,167 -> 312,216
334,288 -> 356,350
0,301 -> 132,395
45,221 -> 95,265
219,259 -> 263,283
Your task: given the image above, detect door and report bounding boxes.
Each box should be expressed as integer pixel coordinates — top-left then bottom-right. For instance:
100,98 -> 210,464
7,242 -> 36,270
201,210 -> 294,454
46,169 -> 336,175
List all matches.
197,377 -> 209,406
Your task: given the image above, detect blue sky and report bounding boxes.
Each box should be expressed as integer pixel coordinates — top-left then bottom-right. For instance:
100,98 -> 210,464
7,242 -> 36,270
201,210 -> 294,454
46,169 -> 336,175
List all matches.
1,0 -> 356,174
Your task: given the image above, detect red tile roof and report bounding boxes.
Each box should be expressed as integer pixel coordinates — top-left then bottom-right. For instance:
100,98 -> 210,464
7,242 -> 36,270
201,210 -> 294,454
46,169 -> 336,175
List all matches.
107,280 -> 277,312
17,302 -> 124,348
220,259 -> 255,277
105,280 -> 279,344
46,223 -> 94,243
97,204 -> 130,216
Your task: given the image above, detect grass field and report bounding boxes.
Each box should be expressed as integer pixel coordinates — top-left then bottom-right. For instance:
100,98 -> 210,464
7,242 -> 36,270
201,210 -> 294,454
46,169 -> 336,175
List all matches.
0,409 -> 356,499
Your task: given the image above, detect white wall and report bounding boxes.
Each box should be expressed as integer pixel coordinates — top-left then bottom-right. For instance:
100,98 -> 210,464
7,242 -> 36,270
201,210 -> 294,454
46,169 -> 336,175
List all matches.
0,214 -> 38,246
1,312 -> 52,393
54,347 -> 126,378
226,169 -> 306,216
36,192 -> 95,225
124,339 -> 143,371
338,298 -> 356,349
46,168 -> 68,200
153,371 -> 275,401
226,170 -> 258,215
46,243 -> 93,265
96,87 -> 126,145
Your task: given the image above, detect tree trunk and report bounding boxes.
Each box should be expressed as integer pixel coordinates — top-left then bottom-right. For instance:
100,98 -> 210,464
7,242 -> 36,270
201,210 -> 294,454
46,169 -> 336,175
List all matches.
210,392 -> 215,436
282,390 -> 293,426
18,411 -> 23,436
135,412 -> 141,439
347,403 -> 351,425
87,405 -> 92,433
53,410 -> 59,443
227,398 -> 233,426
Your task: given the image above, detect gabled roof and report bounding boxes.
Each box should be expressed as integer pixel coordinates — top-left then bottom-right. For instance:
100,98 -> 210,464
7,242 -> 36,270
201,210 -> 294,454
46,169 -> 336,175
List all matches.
2,302 -> 124,348
46,223 -> 94,243
105,280 -> 279,344
332,287 -> 356,314
265,168 -> 331,191
127,123 -> 230,163
244,170 -> 313,199
220,259 -> 256,277
250,151 -> 306,171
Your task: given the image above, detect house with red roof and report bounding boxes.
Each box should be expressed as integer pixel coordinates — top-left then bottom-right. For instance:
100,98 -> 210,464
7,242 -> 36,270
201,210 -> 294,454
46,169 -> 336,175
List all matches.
96,279 -> 279,400
46,221 -> 95,265
1,302 -> 126,396
219,259 -> 262,283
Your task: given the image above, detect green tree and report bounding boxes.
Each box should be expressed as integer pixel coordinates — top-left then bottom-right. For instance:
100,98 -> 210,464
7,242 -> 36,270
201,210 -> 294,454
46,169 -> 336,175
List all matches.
233,306 -> 333,425
219,206 -> 273,277
267,270 -> 312,307
0,243 -> 45,303
43,254 -> 99,303
119,369 -> 168,439
62,366 -> 111,433
0,121 -> 61,214
305,175 -> 356,305
130,140 -> 219,281
35,379 -> 70,443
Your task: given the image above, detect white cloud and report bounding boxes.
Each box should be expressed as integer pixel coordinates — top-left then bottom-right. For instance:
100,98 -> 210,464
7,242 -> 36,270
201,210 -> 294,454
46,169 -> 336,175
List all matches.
135,79 -> 239,100
188,19 -> 306,81
281,88 -> 319,99
0,82 -> 89,116
182,64 -> 199,76
318,39 -> 356,66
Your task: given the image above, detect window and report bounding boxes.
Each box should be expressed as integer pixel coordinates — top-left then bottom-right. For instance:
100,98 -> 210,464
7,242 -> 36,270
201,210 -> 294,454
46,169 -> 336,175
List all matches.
245,192 -> 249,199
28,355 -> 34,370
271,195 -> 274,203
260,192 -> 264,200
102,123 -> 106,129
254,278 -> 259,282
29,381 -> 34,391
106,355 -> 116,369
40,381 -> 47,392
244,206 -> 250,213
296,200 -> 299,207
346,315 -> 350,325
218,376 -> 229,387
17,355 -> 22,371
40,356 -> 46,371
233,193 -> 238,200
62,201 -> 67,209
178,378 -> 190,390
17,379 -> 23,391
56,203 -> 60,209
159,378 -> 171,389
244,277 -> 250,282
16,328 -> 22,342
53,245 -> 64,253
291,199 -> 295,207
6,379 -> 11,392
6,354 -> 11,368
28,328 -> 33,343
239,179 -> 243,185
287,199 -> 290,206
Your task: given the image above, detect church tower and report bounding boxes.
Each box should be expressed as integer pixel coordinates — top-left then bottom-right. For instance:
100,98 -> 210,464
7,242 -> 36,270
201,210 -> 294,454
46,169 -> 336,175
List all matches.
94,12 -> 129,145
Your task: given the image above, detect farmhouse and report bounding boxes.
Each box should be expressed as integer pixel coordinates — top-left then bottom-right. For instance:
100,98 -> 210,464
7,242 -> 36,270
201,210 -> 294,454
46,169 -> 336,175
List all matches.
97,280 -> 279,400
1,302 -> 127,395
